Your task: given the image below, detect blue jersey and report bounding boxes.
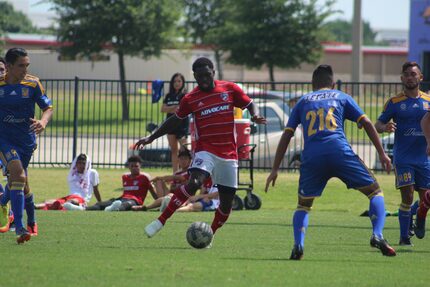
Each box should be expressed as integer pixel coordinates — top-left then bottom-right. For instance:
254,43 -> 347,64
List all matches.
0,74 -> 52,150
286,89 -> 365,160
378,91 -> 430,165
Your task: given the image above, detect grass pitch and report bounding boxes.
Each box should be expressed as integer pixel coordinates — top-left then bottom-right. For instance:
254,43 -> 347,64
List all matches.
1,169 -> 428,287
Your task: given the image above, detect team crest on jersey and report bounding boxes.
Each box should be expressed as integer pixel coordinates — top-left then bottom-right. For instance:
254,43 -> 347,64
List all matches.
400,103 -> 407,110
194,158 -> 203,166
133,180 -> 138,186
424,102 -> 429,111
220,93 -> 229,101
22,88 -> 29,98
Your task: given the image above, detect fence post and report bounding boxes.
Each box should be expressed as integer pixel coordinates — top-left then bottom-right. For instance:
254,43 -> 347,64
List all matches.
336,79 -> 342,90
72,76 -> 79,160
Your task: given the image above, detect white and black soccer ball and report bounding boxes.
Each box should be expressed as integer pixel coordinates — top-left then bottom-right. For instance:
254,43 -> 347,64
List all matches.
186,221 -> 213,249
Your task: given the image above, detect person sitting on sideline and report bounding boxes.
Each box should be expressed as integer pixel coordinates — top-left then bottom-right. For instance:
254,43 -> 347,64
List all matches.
74,155 -> 157,211
35,154 -> 101,210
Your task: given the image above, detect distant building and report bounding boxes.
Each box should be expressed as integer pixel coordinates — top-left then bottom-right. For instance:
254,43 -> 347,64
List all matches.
375,29 -> 408,47
2,33 -> 407,83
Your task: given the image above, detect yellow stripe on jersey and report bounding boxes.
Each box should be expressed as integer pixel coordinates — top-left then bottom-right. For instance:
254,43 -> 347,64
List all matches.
356,114 -> 367,123
0,81 -> 6,87
391,94 -> 408,104
20,81 -> 37,88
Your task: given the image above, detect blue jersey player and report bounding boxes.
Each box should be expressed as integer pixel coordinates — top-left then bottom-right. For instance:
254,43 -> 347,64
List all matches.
265,65 -> 396,259
0,48 -> 53,244
375,61 -> 430,246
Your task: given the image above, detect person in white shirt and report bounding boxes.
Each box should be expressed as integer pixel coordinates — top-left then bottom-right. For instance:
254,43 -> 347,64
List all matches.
35,154 -> 101,210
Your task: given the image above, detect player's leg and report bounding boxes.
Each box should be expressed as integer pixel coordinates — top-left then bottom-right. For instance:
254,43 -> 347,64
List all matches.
24,177 -> 37,236
415,189 -> 430,239
290,197 -> 314,260
85,199 -> 115,211
397,185 -> 414,245
412,164 -> 430,239
337,155 -> 395,256
7,159 -> 31,244
210,185 -> 235,234
167,134 -> 180,173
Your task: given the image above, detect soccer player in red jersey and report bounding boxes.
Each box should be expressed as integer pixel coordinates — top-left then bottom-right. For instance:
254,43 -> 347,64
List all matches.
135,57 -> 266,242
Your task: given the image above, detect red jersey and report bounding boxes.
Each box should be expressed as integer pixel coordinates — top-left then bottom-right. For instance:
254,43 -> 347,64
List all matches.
176,80 -> 252,159
121,173 -> 152,205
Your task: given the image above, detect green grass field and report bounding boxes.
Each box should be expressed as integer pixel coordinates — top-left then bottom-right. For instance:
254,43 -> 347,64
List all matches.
1,169 -> 428,287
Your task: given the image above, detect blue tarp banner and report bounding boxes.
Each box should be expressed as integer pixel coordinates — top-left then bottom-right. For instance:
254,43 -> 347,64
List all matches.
152,80 -> 164,103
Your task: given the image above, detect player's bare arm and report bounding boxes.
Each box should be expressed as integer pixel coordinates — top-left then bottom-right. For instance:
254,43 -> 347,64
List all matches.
135,115 -> 182,149
374,120 -> 396,133
246,102 -> 267,125
421,112 -> 430,155
30,107 -> 53,135
360,116 -> 392,173
265,129 -> 294,192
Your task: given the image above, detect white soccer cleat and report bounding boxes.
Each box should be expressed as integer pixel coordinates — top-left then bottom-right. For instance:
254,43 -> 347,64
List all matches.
144,219 -> 163,238
105,200 -> 122,212
63,202 -> 85,211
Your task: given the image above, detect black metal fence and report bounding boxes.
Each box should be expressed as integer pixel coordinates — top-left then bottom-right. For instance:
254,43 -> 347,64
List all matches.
31,78 -> 429,170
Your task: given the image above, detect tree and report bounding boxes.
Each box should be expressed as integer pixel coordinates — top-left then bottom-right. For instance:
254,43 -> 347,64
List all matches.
218,0 -> 334,88
49,0 -> 181,120
183,0 -> 228,79
322,19 -> 379,45
0,2 -> 39,34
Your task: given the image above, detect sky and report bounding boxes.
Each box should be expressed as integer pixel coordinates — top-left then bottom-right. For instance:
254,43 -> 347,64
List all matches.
27,0 -> 410,31
318,0 -> 409,30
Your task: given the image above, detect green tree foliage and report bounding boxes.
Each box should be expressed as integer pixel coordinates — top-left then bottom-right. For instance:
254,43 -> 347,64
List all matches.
322,19 -> 379,45
217,0 -> 334,87
49,0 -> 181,120
183,0 -> 228,79
0,2 -> 38,34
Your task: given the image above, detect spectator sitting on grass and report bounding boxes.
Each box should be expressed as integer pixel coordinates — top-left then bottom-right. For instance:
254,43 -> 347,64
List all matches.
35,154 -> 101,210
66,156 -> 157,211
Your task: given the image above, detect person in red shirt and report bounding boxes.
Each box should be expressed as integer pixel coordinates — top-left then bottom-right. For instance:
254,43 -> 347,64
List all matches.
135,57 -> 266,242
80,156 -> 157,211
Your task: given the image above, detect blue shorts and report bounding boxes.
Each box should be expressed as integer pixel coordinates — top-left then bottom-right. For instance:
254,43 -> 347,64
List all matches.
197,199 -> 215,211
0,142 -> 33,170
298,154 -> 376,198
394,162 -> 430,190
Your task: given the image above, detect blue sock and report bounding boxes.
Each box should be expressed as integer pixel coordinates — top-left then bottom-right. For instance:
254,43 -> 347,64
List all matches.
369,195 -> 385,238
0,184 -> 10,206
292,209 -> 309,247
398,205 -> 411,239
411,200 -> 419,216
10,183 -> 25,230
25,193 -> 36,225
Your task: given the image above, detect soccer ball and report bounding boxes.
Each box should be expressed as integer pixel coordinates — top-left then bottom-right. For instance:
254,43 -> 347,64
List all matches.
186,222 -> 213,249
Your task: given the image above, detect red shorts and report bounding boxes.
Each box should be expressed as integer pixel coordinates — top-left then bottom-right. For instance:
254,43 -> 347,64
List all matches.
43,194 -> 85,210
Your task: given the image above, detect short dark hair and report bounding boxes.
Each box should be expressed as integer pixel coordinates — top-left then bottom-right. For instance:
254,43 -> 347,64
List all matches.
127,155 -> 142,164
402,61 -> 421,73
312,65 -> 334,90
192,57 -> 214,72
178,146 -> 192,158
5,47 -> 28,65
76,154 -> 87,162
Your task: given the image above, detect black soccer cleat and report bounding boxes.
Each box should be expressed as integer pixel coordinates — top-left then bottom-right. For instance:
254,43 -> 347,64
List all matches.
289,244 -> 304,260
398,236 -> 414,247
370,235 -> 396,257
16,227 -> 31,244
415,215 -> 426,239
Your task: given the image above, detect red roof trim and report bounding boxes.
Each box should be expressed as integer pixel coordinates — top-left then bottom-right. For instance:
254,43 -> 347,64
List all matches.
324,47 -> 407,56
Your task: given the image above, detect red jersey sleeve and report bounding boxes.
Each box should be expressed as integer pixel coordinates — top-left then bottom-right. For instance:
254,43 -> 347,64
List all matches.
230,82 -> 252,109
176,92 -> 192,119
